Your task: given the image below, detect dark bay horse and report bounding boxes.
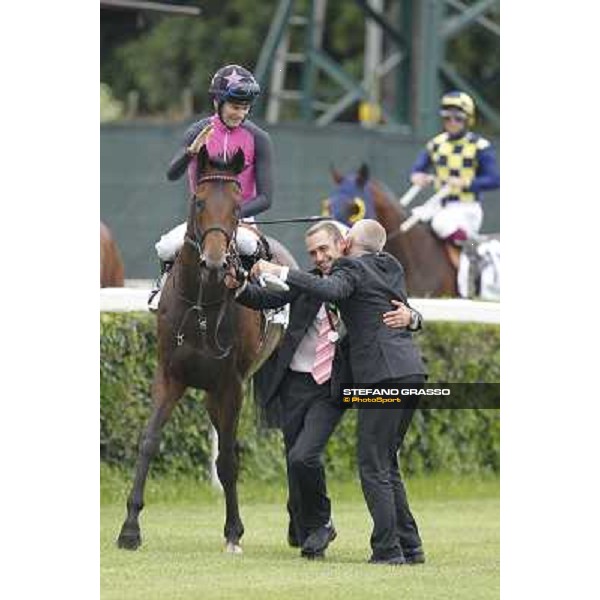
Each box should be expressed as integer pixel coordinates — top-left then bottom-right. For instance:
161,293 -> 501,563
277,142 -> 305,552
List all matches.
117,146 -> 297,553
100,221 -> 124,287
326,165 -> 457,297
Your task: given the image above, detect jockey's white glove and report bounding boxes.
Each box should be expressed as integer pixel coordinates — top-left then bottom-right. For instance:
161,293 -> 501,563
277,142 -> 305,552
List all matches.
187,124 -> 214,155
411,205 -> 431,222
259,273 -> 290,292
410,172 -> 434,187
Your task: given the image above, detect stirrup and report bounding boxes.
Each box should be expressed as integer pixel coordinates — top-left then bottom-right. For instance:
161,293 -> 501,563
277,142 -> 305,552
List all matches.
148,288 -> 161,313
147,261 -> 173,312
148,277 -> 165,312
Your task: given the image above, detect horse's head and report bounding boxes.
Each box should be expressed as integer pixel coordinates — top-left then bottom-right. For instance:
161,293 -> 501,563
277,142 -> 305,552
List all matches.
324,164 -> 376,227
189,145 -> 244,271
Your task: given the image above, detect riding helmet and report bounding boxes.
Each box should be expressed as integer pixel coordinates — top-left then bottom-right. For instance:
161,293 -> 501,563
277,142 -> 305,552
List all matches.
440,91 -> 475,127
209,65 -> 261,106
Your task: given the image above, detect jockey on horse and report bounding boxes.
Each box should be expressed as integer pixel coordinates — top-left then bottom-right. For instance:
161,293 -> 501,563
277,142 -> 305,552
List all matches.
410,91 -> 500,243
149,64 -> 276,310
409,91 -> 500,296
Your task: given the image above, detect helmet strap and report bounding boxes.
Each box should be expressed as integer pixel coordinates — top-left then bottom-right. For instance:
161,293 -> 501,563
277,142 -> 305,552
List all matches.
216,99 -> 251,129
216,101 -> 227,127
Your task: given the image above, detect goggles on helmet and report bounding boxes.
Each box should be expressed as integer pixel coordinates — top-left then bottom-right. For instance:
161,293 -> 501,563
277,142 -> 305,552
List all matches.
221,81 -> 260,104
440,108 -> 468,123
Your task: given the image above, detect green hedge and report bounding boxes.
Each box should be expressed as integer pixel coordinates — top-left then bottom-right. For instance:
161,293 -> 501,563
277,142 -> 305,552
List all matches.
101,313 -> 499,481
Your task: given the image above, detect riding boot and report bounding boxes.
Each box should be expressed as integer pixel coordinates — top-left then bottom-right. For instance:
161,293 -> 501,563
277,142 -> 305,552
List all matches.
148,260 -> 174,312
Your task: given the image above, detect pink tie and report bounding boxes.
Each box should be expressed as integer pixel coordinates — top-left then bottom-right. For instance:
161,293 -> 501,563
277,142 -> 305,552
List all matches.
311,310 -> 335,385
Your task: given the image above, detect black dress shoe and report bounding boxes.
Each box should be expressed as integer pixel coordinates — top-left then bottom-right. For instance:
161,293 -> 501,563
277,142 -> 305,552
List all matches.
368,554 -> 406,566
403,548 -> 426,564
301,523 -> 337,558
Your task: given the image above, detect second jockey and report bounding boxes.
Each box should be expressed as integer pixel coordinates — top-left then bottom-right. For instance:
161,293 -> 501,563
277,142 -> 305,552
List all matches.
149,64 -> 274,310
409,91 -> 500,244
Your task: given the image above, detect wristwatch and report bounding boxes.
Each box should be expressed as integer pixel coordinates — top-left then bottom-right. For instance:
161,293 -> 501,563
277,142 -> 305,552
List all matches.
408,310 -> 421,331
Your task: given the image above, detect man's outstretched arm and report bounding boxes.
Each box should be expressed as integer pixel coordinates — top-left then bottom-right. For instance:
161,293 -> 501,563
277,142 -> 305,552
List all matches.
253,259 -> 357,303
235,279 -> 298,310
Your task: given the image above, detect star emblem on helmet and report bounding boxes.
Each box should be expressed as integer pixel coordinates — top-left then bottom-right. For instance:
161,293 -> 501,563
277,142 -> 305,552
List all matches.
224,68 -> 244,88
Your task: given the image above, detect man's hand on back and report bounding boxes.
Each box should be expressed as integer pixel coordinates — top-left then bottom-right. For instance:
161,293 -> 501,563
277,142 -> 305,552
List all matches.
382,300 -> 412,328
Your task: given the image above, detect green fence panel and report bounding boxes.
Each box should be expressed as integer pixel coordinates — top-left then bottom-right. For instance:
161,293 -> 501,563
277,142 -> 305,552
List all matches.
101,121 -> 499,278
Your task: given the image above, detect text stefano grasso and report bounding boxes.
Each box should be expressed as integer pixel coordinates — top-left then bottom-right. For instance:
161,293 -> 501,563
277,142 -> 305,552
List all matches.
342,388 -> 451,396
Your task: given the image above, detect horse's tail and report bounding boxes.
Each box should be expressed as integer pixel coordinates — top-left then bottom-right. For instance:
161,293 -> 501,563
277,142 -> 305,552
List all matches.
100,222 -> 125,287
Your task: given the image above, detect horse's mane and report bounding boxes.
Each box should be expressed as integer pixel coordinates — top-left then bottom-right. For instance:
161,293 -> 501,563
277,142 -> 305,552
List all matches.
372,179 -> 397,204
368,178 -> 405,221
204,153 -> 239,173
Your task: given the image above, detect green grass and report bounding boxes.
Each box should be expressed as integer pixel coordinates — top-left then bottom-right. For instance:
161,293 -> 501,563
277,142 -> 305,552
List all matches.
101,468 -> 499,600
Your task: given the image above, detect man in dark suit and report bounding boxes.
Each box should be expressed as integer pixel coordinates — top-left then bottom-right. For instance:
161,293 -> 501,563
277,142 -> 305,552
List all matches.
254,219 -> 426,565
235,221 -> 419,559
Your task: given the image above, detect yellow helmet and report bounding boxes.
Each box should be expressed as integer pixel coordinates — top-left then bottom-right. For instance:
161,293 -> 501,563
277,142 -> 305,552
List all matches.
440,91 -> 475,127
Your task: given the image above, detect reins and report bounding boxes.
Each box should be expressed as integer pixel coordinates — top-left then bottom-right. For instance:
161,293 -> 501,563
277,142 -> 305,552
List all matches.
175,176 -> 328,356
175,174 -> 243,359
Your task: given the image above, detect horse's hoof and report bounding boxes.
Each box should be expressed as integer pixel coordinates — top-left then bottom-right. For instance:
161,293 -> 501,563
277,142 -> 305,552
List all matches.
224,541 -> 243,554
117,527 -> 141,551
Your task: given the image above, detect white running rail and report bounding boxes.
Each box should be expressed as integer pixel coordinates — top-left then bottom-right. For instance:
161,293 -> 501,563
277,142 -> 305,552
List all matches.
100,287 -> 500,324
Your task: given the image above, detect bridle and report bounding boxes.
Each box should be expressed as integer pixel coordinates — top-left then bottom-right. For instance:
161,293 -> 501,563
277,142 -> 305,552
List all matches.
176,173 -> 243,359
184,174 -> 241,255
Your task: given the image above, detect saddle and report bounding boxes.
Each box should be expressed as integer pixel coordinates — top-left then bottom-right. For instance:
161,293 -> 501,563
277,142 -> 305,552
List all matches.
242,271 -> 291,381
236,223 -> 291,376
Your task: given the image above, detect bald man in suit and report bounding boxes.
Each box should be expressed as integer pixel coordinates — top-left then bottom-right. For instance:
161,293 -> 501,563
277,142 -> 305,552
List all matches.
254,220 -> 426,565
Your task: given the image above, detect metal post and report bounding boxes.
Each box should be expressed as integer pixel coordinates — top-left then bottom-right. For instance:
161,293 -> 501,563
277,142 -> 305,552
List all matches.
126,90 -> 139,120
361,0 -> 383,128
444,0 -> 500,36
412,0 -> 444,137
254,0 -> 297,118
300,0 -> 315,121
441,0 -> 498,39
266,32 -> 291,123
395,0 -> 413,125
181,87 -> 193,119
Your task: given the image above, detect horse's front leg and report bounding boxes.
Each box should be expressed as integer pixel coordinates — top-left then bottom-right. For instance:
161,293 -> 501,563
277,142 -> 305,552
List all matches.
206,383 -> 245,553
117,370 -> 185,550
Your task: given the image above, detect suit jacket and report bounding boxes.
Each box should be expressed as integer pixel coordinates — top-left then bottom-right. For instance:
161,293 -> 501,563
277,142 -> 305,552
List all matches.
286,252 -> 426,383
237,271 -> 352,425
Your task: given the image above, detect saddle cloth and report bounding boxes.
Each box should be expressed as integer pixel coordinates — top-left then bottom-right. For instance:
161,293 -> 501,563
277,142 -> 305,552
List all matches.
457,237 -> 500,300
245,304 -> 290,380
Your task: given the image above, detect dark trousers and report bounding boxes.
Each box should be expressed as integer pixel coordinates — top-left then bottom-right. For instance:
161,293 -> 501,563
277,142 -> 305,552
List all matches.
357,374 -> 424,559
279,370 -> 345,542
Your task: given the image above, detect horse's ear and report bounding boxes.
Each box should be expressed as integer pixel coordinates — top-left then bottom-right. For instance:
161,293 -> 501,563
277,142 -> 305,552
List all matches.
198,145 -> 211,174
230,148 -> 245,175
357,163 -> 370,187
330,164 -> 343,184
